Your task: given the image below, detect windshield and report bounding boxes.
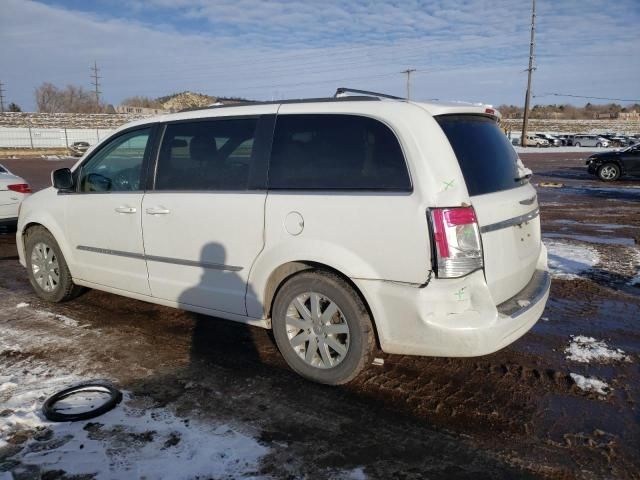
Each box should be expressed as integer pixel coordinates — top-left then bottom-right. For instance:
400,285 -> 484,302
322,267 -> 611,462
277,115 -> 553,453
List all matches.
436,114 -> 526,196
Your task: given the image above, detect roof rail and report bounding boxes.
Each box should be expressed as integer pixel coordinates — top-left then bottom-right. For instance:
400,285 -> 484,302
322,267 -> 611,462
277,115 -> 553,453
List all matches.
334,87 -> 404,100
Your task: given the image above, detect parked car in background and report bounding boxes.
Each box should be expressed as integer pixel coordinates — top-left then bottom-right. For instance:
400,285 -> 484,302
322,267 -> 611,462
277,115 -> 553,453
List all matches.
535,133 -> 560,147
16,93 -> 549,385
523,135 -> 549,147
0,164 -> 31,229
586,144 -> 640,181
70,141 -> 90,157
556,134 -> 574,146
600,134 -> 628,148
573,135 -> 609,148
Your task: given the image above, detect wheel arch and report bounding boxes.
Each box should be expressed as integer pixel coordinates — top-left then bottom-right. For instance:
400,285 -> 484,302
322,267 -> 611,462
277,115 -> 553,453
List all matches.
261,260 -> 382,349
19,219 -> 76,276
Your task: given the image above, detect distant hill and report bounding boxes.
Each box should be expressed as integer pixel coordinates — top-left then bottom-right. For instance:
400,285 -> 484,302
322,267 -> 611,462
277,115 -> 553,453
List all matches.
156,91 -> 250,111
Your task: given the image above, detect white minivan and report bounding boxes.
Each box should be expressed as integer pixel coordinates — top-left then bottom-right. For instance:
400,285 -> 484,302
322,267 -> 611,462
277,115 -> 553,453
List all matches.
17,91 -> 550,384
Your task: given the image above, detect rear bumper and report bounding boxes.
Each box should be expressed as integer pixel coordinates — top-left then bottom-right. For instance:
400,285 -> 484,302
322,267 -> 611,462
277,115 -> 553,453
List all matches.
354,245 -> 549,357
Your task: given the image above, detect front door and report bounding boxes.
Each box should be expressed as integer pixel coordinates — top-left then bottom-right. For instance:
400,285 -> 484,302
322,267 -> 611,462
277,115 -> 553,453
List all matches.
141,110 -> 275,316
621,145 -> 640,175
65,127 -> 154,295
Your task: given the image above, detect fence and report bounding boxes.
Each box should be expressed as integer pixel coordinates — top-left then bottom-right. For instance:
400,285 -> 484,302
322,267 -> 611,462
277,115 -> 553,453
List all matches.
0,127 -> 116,149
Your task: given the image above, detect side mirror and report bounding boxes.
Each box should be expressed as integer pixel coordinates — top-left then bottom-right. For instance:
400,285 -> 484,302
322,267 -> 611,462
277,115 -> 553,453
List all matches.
52,168 -> 74,191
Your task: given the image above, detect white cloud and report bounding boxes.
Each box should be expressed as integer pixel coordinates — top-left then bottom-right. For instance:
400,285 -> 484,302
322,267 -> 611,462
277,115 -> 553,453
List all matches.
0,0 -> 638,110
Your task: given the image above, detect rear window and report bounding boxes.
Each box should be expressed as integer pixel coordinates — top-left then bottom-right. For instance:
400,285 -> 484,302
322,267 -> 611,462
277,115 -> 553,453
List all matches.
268,114 -> 411,190
436,115 -> 524,196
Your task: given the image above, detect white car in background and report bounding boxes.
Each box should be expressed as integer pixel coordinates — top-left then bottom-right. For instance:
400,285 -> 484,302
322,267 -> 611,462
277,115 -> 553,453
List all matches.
0,164 -> 31,229
573,134 -> 609,148
523,135 -> 549,147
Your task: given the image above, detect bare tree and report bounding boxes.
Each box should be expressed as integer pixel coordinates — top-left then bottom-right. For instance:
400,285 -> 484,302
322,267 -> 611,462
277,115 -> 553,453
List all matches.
35,82 -> 103,113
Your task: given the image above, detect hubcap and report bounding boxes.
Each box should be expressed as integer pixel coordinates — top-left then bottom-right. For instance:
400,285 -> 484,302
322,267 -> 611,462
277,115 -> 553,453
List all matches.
600,166 -> 616,179
285,292 -> 350,369
31,242 -> 60,292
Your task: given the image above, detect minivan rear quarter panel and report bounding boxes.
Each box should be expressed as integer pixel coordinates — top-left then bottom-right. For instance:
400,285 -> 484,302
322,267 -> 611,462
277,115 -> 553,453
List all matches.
246,102 -> 474,318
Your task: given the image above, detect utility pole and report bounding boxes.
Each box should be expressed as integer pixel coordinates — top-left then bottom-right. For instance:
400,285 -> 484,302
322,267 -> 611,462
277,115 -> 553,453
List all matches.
521,0 -> 536,147
402,68 -> 416,100
0,81 -> 5,113
90,61 -> 102,112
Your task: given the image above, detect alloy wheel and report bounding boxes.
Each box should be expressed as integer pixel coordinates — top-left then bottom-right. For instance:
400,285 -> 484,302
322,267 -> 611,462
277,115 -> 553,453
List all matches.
599,165 -> 618,180
285,292 -> 350,369
31,242 -> 60,292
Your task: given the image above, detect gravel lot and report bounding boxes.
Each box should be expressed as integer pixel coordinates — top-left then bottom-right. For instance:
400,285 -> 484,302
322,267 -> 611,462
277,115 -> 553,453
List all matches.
1,153 -> 639,479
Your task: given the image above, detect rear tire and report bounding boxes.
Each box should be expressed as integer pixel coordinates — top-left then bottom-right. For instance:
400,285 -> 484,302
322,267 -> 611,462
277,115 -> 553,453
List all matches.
271,271 -> 375,385
597,163 -> 620,182
25,226 -> 83,302
575,142 -> 581,147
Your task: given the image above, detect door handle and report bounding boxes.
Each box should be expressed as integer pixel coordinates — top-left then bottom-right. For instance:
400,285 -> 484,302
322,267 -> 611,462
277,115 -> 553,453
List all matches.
115,206 -> 137,214
146,207 -> 171,215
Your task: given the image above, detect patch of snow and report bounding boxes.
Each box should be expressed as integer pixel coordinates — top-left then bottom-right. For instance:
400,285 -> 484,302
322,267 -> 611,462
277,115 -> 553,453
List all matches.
0,363 -> 269,480
12,302 -> 81,327
570,373 -> 610,396
517,299 -> 531,308
545,240 -> 599,280
345,467 -> 368,479
565,335 -> 631,363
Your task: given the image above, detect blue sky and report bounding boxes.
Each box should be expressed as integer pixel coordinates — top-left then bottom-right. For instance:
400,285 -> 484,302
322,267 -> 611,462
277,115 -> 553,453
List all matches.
1,0 -> 639,111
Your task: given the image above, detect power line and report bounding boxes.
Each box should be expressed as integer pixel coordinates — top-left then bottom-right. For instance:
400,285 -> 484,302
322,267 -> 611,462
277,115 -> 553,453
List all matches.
533,93 -> 640,103
90,61 -> 101,109
521,0 -> 536,147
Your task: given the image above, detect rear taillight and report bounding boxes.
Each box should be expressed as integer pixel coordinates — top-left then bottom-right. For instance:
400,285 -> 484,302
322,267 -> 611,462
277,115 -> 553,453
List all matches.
429,206 -> 483,278
8,183 -> 32,194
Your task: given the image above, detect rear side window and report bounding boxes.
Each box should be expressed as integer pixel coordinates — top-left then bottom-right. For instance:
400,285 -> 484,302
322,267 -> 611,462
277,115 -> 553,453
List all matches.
155,118 -> 258,191
436,115 -> 524,196
268,114 -> 411,190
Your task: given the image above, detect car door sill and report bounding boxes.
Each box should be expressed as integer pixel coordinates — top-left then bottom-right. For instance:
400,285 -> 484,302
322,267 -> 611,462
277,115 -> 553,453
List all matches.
73,278 -> 270,329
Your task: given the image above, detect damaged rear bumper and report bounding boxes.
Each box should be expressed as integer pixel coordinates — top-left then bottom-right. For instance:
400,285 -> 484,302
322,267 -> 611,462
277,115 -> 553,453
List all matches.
353,246 -> 550,357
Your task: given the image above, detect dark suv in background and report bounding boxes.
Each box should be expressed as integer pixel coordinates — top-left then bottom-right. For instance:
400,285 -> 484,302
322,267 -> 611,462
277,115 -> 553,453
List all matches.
586,144 -> 640,181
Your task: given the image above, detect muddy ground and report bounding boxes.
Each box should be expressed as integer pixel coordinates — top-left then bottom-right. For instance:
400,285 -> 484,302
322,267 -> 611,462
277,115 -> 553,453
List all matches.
0,153 -> 639,479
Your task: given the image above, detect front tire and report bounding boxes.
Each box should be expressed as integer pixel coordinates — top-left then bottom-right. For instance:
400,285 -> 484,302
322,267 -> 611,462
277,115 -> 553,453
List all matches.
596,142 -> 602,148
25,226 -> 83,302
575,142 -> 581,147
272,271 -> 375,385
597,163 -> 620,182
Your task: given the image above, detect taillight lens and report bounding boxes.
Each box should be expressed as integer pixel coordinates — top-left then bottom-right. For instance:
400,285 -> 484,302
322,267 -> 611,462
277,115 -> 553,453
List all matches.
8,183 -> 32,194
430,207 -> 483,278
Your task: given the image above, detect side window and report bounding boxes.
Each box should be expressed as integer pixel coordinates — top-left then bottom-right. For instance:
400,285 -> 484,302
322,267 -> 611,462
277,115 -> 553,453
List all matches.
78,128 -> 151,192
155,118 -> 259,191
268,114 -> 411,190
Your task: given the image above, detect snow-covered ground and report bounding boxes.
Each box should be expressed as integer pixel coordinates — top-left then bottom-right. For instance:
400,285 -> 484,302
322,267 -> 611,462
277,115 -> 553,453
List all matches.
0,367 -> 269,480
544,240 -> 599,280
565,335 -> 631,364
0,302 -> 270,480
